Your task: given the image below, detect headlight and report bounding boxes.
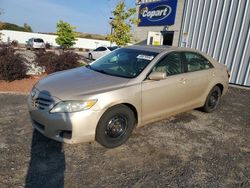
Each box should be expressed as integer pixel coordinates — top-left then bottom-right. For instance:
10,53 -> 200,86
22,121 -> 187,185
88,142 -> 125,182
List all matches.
50,100 -> 97,113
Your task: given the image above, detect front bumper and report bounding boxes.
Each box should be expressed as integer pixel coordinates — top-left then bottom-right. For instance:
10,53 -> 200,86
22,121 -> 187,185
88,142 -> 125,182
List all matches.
27,93 -> 100,144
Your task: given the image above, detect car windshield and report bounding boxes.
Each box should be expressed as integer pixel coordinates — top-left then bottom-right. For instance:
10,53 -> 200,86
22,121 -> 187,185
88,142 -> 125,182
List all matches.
88,48 -> 158,78
34,38 -> 44,42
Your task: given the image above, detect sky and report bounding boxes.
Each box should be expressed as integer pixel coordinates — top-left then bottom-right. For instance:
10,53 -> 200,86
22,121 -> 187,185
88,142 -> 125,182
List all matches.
0,0 -> 135,35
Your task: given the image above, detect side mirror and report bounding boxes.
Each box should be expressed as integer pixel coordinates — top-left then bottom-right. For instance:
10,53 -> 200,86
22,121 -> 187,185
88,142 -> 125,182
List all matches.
148,72 -> 167,81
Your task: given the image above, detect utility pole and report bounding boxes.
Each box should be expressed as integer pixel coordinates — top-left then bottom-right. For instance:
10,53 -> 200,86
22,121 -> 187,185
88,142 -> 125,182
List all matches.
109,17 -> 114,46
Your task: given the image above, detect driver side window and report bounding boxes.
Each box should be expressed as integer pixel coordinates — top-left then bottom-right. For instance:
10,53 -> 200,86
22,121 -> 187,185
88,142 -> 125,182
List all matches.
153,52 -> 182,76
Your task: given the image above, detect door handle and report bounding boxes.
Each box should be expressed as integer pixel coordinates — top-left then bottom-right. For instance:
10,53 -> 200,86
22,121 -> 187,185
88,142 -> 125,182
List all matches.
179,78 -> 187,84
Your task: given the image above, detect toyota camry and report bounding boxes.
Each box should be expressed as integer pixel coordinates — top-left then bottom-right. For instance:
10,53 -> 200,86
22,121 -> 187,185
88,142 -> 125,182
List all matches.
28,45 -> 229,148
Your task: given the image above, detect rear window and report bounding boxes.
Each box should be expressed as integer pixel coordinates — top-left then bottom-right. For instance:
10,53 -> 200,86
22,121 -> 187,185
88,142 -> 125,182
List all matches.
34,39 -> 44,43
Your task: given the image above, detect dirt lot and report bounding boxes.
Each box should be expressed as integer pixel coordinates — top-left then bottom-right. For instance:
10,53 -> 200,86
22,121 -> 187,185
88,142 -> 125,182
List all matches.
0,76 -> 44,94
0,87 -> 249,187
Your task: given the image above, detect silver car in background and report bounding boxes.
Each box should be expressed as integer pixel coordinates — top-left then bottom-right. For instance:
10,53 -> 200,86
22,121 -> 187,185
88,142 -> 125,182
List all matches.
26,38 -> 45,50
88,46 -> 118,60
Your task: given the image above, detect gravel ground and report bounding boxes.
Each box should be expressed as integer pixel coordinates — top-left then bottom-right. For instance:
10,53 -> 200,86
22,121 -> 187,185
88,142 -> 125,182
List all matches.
0,87 -> 249,188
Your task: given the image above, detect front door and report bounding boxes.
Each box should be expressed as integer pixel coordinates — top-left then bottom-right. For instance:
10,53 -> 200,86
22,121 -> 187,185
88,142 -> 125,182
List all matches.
141,52 -> 189,123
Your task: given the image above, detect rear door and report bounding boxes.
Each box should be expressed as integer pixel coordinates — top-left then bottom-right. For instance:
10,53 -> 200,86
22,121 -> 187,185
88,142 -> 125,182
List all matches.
181,52 -> 215,104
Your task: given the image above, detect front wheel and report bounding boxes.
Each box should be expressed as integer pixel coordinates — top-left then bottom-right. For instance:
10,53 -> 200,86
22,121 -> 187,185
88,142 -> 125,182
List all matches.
201,86 -> 222,113
96,105 -> 136,148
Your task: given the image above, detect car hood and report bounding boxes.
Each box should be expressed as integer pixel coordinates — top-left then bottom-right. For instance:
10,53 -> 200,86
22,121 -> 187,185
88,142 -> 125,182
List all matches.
35,67 -> 130,100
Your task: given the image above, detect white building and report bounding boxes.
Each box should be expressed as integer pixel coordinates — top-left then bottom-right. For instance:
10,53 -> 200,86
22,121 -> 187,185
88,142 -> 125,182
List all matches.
0,30 -> 112,50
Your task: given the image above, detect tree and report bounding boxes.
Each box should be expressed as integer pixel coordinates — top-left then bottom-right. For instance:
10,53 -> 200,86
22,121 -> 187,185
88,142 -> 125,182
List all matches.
23,23 -> 33,32
0,9 -> 3,41
56,20 -> 77,49
107,0 -> 139,46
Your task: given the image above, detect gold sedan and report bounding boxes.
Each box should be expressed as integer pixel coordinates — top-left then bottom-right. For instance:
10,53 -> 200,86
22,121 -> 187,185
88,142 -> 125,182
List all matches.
28,45 -> 229,148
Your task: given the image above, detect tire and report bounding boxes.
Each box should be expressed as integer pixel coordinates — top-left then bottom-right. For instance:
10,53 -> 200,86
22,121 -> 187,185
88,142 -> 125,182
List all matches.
88,53 -> 93,60
96,105 -> 136,148
201,86 -> 222,113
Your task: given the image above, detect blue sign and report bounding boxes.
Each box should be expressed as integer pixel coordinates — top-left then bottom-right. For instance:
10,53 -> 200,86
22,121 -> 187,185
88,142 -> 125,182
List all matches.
138,0 -> 178,26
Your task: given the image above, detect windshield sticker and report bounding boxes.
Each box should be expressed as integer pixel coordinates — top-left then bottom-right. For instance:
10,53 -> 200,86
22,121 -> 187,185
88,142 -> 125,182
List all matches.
137,55 -> 154,61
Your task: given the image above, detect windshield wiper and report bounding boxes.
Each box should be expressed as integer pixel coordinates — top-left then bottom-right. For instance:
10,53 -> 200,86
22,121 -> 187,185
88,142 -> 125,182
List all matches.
86,65 -> 109,75
86,65 -> 130,78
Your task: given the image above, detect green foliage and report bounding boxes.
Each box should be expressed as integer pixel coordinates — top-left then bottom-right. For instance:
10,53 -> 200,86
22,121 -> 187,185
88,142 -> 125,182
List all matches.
107,0 -> 139,46
56,20 -> 77,49
23,23 -> 33,32
0,10 -> 2,41
0,22 -> 33,33
75,32 -> 107,40
0,22 -> 27,32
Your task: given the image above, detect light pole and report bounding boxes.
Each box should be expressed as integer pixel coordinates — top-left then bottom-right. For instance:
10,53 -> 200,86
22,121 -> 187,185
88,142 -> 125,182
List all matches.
109,17 -> 114,34
109,17 -> 114,46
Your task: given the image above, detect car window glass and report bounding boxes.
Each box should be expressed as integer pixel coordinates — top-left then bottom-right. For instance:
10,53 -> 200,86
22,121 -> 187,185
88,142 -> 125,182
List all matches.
94,47 -> 101,51
94,47 -> 106,51
184,52 -> 213,72
153,52 -> 182,76
90,48 -> 158,78
107,46 -> 118,51
99,47 -> 107,51
34,39 -> 44,43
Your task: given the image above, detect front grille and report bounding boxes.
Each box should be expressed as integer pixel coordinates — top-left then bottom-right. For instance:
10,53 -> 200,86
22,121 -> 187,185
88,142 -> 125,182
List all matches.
32,97 -> 53,110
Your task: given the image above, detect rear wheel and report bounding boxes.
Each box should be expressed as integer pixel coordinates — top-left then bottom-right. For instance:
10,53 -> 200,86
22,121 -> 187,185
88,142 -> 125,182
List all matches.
201,86 -> 221,113
96,105 -> 136,148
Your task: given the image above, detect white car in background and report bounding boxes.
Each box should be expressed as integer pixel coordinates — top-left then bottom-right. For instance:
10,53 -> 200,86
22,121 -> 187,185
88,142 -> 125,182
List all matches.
88,46 -> 118,60
26,38 -> 45,50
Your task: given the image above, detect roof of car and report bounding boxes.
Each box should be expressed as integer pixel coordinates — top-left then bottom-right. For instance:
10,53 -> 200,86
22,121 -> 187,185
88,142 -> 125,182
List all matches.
125,45 -> 177,53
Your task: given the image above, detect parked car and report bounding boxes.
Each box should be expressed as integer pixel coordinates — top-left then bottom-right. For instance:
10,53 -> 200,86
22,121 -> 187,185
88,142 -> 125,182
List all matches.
28,45 -> 229,148
88,46 -> 118,60
26,38 -> 45,50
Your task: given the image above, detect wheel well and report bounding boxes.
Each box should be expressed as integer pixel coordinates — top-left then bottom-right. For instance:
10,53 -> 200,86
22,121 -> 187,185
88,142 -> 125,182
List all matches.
122,103 -> 138,124
216,83 -> 224,94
